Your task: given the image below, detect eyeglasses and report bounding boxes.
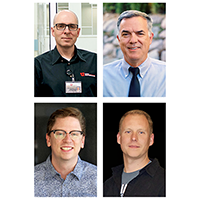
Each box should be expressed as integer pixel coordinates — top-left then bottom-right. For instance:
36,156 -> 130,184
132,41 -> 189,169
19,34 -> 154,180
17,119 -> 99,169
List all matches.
49,129 -> 83,140
54,23 -> 79,31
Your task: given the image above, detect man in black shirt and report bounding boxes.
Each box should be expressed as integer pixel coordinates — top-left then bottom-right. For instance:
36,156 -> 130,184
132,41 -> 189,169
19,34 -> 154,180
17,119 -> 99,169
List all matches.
103,110 -> 165,197
35,10 -> 97,97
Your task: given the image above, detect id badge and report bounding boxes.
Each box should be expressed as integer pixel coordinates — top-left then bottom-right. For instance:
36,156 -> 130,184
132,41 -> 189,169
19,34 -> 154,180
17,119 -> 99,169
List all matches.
65,81 -> 82,93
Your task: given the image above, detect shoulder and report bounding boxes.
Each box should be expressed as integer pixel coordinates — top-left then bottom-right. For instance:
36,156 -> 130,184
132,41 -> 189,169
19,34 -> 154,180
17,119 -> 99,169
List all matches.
104,59 -> 122,70
81,159 -> 97,174
77,48 -> 97,58
103,59 -> 123,78
34,161 -> 47,180
34,49 -> 54,61
147,158 -> 165,184
149,57 -> 166,70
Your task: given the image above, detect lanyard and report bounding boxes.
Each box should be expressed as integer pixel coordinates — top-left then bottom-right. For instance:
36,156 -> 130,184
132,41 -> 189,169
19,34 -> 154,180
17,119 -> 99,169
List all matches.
120,184 -> 128,197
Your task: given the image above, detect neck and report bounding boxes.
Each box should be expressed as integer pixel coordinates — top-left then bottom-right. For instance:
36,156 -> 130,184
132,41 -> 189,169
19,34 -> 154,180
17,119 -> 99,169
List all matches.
123,154 -> 150,173
57,45 -> 75,60
125,55 -> 148,68
51,155 -> 78,180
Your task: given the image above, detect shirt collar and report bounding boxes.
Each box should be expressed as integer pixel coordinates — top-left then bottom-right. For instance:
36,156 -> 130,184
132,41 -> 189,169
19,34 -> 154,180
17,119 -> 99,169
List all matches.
122,55 -> 151,79
112,158 -> 160,179
52,46 -> 86,65
140,158 -> 160,177
44,155 -> 83,181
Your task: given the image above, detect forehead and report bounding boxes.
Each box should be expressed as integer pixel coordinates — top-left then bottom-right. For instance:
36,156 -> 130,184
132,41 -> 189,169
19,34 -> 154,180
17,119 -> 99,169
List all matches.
54,11 -> 78,24
119,16 -> 148,32
53,116 -> 81,128
121,114 -> 149,130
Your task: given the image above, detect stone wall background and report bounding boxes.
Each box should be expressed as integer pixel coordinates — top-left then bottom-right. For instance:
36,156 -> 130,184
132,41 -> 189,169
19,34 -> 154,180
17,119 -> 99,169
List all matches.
103,13 -> 166,65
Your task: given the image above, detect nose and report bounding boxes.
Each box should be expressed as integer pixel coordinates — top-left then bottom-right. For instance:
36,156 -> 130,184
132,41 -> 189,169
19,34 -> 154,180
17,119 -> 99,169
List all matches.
62,132 -> 72,142
129,33 -> 138,44
131,132 -> 138,141
63,26 -> 70,34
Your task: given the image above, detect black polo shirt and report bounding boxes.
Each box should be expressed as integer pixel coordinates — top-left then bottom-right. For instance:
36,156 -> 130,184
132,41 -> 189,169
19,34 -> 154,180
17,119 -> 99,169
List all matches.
34,46 -> 97,97
103,158 -> 165,197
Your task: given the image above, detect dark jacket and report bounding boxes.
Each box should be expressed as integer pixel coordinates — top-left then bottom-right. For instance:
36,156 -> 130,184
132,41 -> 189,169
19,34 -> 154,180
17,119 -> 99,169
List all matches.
103,158 -> 165,197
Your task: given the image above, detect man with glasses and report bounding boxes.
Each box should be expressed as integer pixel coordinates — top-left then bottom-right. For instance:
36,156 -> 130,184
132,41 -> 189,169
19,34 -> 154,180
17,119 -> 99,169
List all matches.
35,10 -> 97,97
34,107 -> 97,197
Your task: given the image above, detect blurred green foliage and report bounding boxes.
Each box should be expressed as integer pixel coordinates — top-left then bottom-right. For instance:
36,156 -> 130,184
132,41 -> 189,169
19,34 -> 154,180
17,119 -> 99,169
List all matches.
103,3 -> 166,14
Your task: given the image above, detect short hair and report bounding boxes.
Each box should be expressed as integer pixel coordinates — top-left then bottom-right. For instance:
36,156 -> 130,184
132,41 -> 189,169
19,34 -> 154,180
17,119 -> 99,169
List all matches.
47,107 -> 86,135
119,109 -> 153,134
117,10 -> 153,36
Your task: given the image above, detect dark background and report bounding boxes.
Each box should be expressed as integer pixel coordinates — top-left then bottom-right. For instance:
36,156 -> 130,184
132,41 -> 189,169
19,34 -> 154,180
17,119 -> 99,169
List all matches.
103,102 -> 166,182
34,103 -> 97,166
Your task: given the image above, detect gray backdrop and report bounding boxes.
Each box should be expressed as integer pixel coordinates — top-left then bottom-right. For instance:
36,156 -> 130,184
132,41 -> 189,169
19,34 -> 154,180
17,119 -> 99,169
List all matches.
34,103 -> 97,166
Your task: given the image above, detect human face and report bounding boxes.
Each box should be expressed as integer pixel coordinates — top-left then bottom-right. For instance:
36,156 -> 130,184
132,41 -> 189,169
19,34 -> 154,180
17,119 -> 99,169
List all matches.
46,116 -> 85,163
51,11 -> 80,49
117,16 -> 154,67
117,114 -> 154,161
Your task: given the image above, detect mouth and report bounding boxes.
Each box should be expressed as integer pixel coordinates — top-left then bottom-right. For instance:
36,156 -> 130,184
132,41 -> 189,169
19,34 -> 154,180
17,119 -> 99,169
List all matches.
61,37 -> 72,40
129,145 -> 140,148
60,146 -> 73,151
127,47 -> 140,51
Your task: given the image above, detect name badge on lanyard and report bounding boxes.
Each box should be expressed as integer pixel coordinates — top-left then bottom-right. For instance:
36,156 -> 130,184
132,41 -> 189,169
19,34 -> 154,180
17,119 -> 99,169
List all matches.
65,69 -> 82,93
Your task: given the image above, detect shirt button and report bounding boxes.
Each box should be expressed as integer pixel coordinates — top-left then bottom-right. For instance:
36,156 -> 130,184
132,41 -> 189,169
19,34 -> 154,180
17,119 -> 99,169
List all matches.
68,63 -> 70,66
61,60 -> 63,62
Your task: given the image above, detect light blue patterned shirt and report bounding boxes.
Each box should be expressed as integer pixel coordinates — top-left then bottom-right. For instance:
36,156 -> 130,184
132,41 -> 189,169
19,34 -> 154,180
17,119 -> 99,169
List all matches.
103,56 -> 166,97
34,155 -> 97,197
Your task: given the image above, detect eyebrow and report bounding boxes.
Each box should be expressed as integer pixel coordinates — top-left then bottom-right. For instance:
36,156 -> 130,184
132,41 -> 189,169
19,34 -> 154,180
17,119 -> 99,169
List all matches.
121,30 -> 145,34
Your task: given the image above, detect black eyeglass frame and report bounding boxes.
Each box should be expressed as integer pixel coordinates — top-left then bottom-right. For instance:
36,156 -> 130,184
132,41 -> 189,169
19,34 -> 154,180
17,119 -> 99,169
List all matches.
53,23 -> 79,31
48,129 -> 84,137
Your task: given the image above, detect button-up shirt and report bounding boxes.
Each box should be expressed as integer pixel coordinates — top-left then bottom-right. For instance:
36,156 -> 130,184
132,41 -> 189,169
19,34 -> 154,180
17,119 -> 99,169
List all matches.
103,56 -> 166,97
35,46 -> 97,97
34,156 -> 97,197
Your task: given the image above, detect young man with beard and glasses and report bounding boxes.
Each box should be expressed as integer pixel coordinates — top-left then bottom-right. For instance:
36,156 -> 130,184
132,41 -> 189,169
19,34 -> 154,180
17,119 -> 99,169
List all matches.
35,10 -> 97,97
103,110 -> 165,197
34,107 -> 97,197
103,10 -> 166,97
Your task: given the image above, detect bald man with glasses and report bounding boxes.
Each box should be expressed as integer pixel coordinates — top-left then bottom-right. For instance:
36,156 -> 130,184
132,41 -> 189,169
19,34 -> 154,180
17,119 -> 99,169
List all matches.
35,10 -> 97,97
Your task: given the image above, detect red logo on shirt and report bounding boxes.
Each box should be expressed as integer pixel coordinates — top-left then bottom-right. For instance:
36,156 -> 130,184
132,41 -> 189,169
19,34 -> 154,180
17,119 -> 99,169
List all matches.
80,72 -> 95,77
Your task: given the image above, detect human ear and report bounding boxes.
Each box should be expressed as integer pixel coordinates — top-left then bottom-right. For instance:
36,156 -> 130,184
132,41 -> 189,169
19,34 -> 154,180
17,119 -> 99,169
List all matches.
149,133 -> 154,146
117,35 -> 120,42
117,132 -> 121,145
77,28 -> 81,37
51,27 -> 55,37
46,133 -> 51,147
81,135 -> 85,149
149,32 -> 154,45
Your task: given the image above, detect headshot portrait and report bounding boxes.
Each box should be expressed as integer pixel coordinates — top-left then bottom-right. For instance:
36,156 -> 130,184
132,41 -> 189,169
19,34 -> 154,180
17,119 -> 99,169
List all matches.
34,3 -> 97,97
34,103 -> 97,197
103,3 -> 166,97
103,103 -> 166,197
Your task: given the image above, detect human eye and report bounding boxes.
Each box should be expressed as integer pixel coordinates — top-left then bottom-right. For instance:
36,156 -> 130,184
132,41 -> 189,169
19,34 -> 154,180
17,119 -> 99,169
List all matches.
138,130 -> 145,134
54,130 -> 65,139
71,132 -> 78,136
121,31 -> 130,37
124,130 -> 131,134
57,24 -> 65,29
70,131 -> 81,138
137,30 -> 145,36
69,24 -> 77,29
